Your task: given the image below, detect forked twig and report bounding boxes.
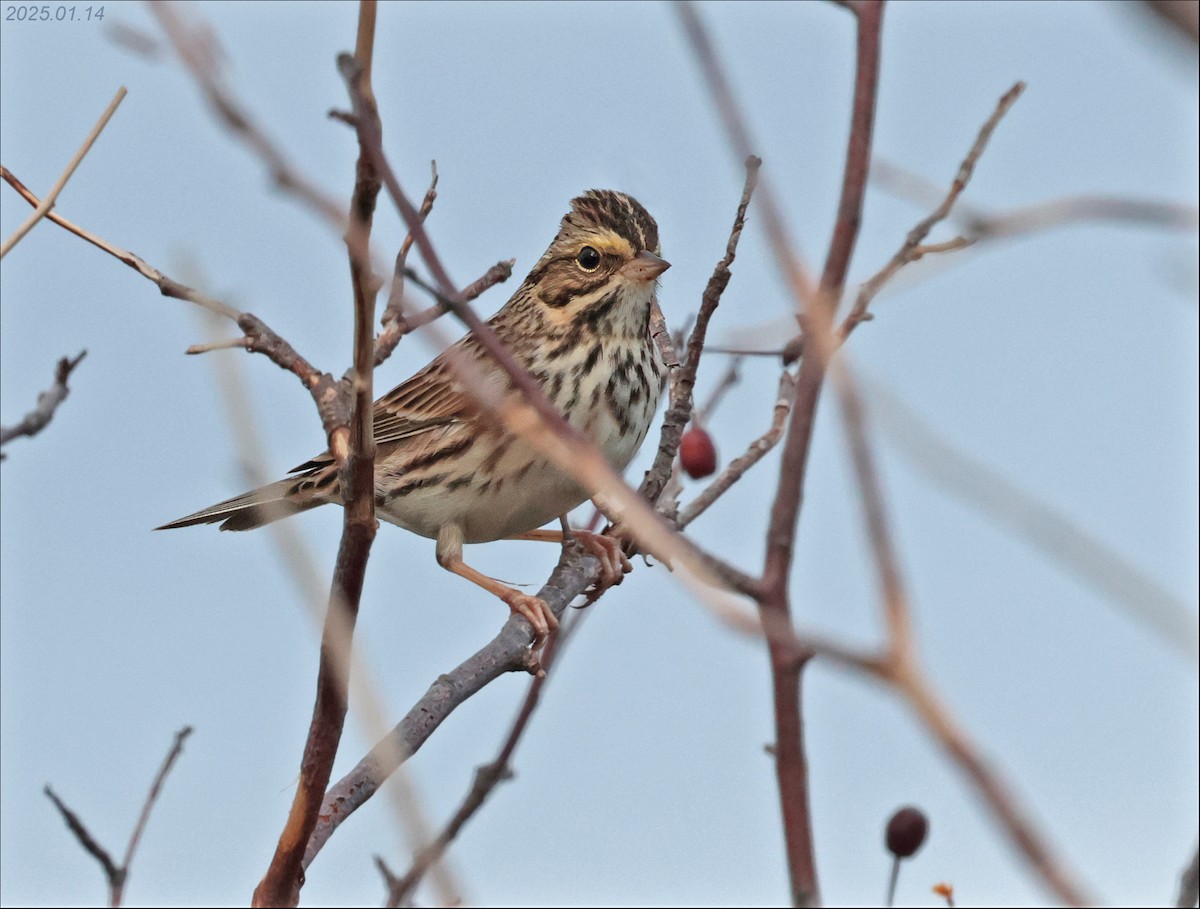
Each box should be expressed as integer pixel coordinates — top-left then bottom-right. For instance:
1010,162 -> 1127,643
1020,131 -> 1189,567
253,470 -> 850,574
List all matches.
45,726 -> 193,908
1,87 -> 127,258
840,81 -> 1026,339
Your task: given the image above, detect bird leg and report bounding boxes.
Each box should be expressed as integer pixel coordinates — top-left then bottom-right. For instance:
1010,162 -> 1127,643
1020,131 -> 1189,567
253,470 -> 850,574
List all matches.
436,524 -> 557,642
513,517 -> 633,591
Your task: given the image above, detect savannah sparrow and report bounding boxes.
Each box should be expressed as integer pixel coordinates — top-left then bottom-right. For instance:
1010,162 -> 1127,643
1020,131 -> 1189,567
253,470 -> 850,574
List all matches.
159,190 -> 669,639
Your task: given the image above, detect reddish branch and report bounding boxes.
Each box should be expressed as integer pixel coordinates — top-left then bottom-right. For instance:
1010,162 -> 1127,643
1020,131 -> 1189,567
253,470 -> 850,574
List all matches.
45,726 -> 193,908
0,351 -> 87,456
251,5 -> 382,905
748,5 -> 885,904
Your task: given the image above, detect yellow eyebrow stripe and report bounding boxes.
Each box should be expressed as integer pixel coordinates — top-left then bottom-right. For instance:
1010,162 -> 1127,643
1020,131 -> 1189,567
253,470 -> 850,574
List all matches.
584,230 -> 634,259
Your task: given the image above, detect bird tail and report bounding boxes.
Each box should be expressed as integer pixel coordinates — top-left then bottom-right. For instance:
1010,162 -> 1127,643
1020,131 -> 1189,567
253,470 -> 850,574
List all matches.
155,477 -> 321,532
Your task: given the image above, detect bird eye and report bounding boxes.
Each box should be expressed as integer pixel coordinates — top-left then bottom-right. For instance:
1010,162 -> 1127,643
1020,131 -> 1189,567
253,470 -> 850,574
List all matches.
575,246 -> 601,272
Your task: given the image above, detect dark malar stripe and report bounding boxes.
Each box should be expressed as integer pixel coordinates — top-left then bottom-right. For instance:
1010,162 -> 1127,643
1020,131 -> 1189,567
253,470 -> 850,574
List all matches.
544,274 -> 613,309
582,289 -> 622,330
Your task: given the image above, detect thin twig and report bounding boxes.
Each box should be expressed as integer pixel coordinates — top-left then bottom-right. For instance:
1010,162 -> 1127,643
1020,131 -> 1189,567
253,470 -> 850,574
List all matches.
694,354 -> 744,426
396,258 -> 516,338
840,82 -> 1026,339
872,157 -> 1197,241
1,87 -> 127,259
641,155 -> 761,509
0,351 -> 87,454
120,727 -> 193,878
45,726 -> 193,908
0,167 -> 351,451
44,786 -> 123,897
679,369 -> 797,529
375,162 -> 438,365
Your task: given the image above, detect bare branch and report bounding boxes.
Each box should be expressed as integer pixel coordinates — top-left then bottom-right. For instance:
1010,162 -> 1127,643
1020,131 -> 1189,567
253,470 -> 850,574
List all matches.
641,155 -> 761,509
679,368 -> 797,529
0,167 -> 351,451
45,726 -> 192,908
121,727 -> 194,876
375,162 -> 439,364
0,351 -> 87,455
44,786 -> 123,896
305,543 -> 601,867
754,5 -> 885,904
252,4 -> 381,903
841,82 -> 1025,338
383,624 -> 569,906
1,87 -> 127,259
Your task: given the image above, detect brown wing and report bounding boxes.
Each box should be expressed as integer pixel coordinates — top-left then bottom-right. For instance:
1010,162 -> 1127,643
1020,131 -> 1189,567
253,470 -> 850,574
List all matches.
288,334 -> 484,474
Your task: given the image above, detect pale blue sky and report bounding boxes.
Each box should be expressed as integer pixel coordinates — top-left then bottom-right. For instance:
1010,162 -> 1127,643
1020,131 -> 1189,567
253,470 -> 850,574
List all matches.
2,2 -> 1197,906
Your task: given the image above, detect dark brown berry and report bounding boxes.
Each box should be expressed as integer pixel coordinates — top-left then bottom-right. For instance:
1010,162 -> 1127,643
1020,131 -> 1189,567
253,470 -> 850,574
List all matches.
680,426 -> 718,479
885,806 -> 928,858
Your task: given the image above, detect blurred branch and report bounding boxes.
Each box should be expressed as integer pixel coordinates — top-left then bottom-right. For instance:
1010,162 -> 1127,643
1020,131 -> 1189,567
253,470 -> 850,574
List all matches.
45,726 -> 192,908
148,2 -> 346,227
1178,842 -> 1200,909
1143,0 -> 1200,45
0,87 -> 126,259
866,376 -> 1199,664
871,158 -> 1198,241
0,351 -> 87,457
674,1 -> 816,308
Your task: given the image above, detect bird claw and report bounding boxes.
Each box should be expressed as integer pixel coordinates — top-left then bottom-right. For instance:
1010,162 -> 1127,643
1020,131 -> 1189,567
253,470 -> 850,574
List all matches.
503,590 -> 558,642
570,530 -> 633,590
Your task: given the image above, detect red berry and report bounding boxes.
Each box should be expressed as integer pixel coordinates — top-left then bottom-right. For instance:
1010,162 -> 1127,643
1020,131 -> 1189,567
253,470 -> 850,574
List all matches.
680,427 -> 718,479
885,806 -> 929,858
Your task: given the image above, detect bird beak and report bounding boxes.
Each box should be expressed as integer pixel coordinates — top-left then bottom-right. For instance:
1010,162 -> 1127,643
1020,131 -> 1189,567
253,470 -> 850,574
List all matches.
622,250 -> 671,283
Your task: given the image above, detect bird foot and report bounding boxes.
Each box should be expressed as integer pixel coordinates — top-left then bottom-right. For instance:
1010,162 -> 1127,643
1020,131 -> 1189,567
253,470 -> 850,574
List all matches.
502,589 -> 558,642
571,529 -> 633,590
